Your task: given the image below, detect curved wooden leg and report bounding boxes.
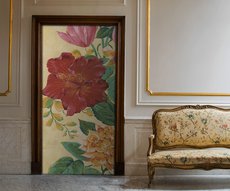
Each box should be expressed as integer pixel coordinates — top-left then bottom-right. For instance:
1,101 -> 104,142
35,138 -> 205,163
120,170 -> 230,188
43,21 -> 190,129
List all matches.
148,163 -> 155,187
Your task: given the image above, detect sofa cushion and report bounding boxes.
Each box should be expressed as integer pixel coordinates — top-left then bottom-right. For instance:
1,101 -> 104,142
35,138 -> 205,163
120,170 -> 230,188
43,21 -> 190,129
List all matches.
155,108 -> 230,148
148,149 -> 230,167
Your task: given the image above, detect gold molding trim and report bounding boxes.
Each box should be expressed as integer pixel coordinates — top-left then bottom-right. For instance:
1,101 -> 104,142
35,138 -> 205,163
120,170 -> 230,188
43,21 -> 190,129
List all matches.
0,0 -> 12,96
146,0 -> 230,96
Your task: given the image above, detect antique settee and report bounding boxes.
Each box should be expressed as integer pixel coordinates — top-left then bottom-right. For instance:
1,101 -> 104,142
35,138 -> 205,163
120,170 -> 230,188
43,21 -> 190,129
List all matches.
147,105 -> 230,185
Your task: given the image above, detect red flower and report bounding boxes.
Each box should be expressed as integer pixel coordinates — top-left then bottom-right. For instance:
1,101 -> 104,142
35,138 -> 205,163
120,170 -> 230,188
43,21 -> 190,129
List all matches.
43,53 -> 108,116
58,26 -> 97,47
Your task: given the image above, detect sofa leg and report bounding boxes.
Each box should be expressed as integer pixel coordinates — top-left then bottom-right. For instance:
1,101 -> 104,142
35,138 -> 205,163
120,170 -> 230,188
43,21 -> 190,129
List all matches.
148,164 -> 155,187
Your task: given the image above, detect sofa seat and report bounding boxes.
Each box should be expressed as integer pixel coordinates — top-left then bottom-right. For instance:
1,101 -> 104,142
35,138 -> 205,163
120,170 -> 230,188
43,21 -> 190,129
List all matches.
148,149 -> 230,167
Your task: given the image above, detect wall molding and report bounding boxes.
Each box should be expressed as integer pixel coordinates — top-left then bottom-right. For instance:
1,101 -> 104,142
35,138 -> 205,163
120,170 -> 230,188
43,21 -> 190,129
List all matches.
0,0 -> 21,107
136,100 -> 230,107
125,119 -> 152,175
125,118 -> 151,124
34,0 -> 126,6
0,0 -> 13,97
0,119 -> 30,174
0,119 -> 30,123
136,0 -> 230,106
125,163 -> 147,176
136,0 -> 144,106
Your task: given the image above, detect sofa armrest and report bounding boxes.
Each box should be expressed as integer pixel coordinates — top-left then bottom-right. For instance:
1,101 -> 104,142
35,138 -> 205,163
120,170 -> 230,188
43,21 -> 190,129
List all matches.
147,134 -> 155,157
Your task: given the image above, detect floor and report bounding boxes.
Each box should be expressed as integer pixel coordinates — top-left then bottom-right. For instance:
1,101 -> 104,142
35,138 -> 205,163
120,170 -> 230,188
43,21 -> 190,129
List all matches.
0,175 -> 230,191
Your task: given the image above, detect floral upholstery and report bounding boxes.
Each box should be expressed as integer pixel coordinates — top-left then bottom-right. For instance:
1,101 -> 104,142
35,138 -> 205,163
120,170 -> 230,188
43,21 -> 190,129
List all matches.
148,149 -> 230,167
155,109 -> 230,148
148,106 -> 230,185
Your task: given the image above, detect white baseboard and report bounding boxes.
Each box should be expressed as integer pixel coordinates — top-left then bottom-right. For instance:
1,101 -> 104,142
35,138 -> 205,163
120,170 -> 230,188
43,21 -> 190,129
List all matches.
0,119 -> 31,174
125,163 -> 230,176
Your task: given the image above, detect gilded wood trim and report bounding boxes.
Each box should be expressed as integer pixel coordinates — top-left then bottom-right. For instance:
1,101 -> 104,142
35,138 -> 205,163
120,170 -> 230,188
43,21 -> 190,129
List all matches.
147,134 -> 155,156
0,0 -> 12,96
145,0 -> 230,96
148,162 -> 230,170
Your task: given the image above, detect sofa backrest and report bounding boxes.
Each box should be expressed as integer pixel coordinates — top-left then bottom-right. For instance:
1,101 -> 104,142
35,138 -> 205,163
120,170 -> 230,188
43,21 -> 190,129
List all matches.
153,105 -> 230,149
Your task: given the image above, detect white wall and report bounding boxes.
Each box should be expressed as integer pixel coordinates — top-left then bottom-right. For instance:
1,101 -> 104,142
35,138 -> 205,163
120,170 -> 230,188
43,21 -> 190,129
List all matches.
0,0 -> 230,175
0,0 -> 144,174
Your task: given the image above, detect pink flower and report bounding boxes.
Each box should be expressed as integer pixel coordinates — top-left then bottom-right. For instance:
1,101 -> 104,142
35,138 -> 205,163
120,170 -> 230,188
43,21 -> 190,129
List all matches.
58,26 -> 97,47
43,53 -> 108,116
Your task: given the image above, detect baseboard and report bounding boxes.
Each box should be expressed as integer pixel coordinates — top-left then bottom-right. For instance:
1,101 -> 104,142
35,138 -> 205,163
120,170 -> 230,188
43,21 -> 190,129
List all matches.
125,163 -> 147,176
125,163 -> 230,176
0,119 -> 31,174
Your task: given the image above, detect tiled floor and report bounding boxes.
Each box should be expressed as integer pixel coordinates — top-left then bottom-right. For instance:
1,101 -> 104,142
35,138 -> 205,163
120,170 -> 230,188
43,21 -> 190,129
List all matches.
0,175 -> 230,191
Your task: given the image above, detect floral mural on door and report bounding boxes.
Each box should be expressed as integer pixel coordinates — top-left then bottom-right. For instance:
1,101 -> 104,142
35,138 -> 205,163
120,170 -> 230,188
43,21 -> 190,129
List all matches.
42,25 -> 116,175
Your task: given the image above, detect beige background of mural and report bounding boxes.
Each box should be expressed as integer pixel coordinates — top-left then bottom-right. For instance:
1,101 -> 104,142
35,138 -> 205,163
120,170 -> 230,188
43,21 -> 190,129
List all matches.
42,26 -> 113,173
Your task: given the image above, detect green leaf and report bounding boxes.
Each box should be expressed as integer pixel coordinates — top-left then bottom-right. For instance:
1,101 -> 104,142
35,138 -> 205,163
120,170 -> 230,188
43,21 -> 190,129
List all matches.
96,27 -> 114,39
79,120 -> 96,135
66,122 -> 77,126
102,67 -> 114,80
107,76 -> 116,103
48,157 -> 85,175
100,57 -> 110,65
62,160 -> 84,174
62,142 -> 87,161
70,130 -> 78,133
201,118 -> 207,125
84,166 -> 101,174
45,99 -> 53,108
92,102 -> 115,125
85,55 -> 96,60
48,157 -> 74,174
43,111 -> 50,118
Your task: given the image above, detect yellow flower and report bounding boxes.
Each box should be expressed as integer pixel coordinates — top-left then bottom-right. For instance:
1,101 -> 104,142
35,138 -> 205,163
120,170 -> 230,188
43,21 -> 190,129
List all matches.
84,125 -> 114,172
103,50 -> 115,58
86,48 -> 94,55
72,50 -> 81,58
54,101 -> 63,111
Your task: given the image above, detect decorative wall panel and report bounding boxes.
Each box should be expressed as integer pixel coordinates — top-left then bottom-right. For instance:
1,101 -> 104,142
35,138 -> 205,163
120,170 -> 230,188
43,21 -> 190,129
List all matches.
0,0 -> 21,106
0,120 -> 30,174
34,0 -> 126,6
137,0 -> 230,106
125,119 -> 152,175
135,128 -> 150,160
0,0 -> 12,96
